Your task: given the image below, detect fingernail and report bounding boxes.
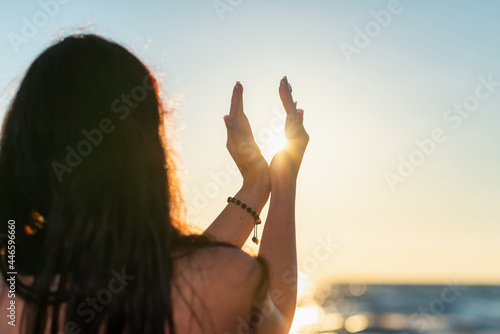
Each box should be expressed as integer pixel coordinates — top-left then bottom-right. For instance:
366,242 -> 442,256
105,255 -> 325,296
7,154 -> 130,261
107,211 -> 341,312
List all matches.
224,115 -> 233,127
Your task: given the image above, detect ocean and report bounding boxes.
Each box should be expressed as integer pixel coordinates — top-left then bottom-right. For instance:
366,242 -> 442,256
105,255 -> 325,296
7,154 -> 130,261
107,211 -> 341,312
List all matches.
292,284 -> 500,334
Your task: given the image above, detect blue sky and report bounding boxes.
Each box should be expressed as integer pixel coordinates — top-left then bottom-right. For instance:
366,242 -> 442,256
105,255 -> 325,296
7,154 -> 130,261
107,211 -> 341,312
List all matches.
1,0 -> 499,284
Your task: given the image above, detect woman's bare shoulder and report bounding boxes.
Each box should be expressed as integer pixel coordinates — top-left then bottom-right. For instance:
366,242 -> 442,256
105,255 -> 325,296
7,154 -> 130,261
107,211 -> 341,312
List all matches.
174,245 -> 262,294
171,246 -> 264,333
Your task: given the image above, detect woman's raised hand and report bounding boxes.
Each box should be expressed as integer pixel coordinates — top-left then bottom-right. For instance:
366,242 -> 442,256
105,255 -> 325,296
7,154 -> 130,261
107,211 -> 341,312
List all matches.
224,82 -> 270,190
256,77 -> 309,326
270,76 -> 309,185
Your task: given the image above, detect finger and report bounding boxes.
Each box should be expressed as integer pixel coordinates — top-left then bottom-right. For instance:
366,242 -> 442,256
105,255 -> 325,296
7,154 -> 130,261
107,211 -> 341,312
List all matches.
296,108 -> 304,123
284,107 -> 307,141
294,109 -> 309,147
224,115 -> 244,149
230,81 -> 256,141
239,111 -> 255,140
229,81 -> 243,122
279,76 -> 297,116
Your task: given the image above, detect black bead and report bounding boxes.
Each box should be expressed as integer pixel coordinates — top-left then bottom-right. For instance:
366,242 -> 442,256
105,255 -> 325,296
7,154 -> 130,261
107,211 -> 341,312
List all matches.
236,200 -> 241,205
241,203 -> 247,209
251,211 -> 256,217
227,197 -> 231,203
247,207 -> 252,213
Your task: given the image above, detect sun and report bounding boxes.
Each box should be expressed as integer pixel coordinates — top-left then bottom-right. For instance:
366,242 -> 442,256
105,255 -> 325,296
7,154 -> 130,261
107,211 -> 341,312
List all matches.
263,131 -> 287,159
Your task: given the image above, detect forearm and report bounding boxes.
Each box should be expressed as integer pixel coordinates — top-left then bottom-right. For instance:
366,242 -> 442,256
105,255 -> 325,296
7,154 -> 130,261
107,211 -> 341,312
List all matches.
258,180 -> 297,324
204,180 -> 269,248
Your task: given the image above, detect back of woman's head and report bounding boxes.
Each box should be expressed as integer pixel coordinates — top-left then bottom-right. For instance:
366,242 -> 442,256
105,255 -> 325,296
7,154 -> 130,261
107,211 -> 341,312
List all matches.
0,34 -> 192,333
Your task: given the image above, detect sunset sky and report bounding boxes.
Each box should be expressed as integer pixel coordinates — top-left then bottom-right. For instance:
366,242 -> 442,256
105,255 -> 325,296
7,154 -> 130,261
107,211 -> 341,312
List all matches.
1,0 -> 499,285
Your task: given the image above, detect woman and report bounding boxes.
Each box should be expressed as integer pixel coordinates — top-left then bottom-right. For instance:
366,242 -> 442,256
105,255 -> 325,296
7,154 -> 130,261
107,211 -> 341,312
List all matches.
0,34 -> 309,334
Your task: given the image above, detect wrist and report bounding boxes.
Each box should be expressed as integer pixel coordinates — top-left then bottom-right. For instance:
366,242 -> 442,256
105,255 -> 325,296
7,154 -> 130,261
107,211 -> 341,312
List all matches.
271,168 -> 297,188
240,176 -> 271,211
271,181 -> 296,197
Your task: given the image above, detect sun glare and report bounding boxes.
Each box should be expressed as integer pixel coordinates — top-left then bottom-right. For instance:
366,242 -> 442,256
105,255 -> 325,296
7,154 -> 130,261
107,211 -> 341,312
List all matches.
289,306 -> 324,334
288,273 -> 323,333
264,131 -> 287,159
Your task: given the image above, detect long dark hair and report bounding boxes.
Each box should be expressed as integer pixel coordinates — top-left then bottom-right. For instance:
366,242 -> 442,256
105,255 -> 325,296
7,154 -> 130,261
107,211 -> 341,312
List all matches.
0,34 -> 220,334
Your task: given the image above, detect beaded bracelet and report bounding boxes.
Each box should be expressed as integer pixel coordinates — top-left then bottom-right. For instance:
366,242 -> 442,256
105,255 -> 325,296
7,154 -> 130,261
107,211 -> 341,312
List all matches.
227,197 -> 262,244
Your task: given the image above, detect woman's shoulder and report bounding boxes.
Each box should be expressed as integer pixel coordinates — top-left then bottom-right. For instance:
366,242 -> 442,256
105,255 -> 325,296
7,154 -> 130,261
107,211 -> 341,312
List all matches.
171,245 -> 265,332
175,245 -> 263,289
